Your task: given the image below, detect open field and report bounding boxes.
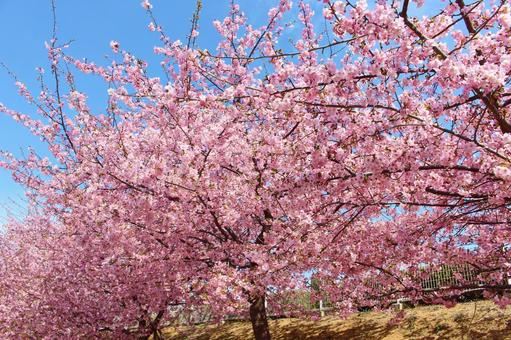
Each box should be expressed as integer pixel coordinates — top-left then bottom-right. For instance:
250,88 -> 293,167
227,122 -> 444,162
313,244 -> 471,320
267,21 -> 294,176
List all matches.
163,300 -> 511,339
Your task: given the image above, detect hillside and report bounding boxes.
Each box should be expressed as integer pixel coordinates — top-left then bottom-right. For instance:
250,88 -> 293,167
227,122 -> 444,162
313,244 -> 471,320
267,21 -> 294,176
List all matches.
163,300 -> 511,339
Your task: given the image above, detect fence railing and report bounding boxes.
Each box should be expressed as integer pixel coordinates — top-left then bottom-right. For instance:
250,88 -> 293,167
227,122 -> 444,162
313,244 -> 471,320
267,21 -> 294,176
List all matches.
419,263 -> 485,291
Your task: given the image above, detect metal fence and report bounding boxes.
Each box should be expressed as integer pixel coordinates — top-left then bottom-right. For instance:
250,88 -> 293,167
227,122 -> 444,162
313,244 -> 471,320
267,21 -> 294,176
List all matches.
419,263 -> 485,291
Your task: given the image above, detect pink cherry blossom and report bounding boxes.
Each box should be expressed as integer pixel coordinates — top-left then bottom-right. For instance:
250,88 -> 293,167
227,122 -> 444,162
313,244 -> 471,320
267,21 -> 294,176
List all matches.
141,0 -> 152,10
109,40 -> 120,53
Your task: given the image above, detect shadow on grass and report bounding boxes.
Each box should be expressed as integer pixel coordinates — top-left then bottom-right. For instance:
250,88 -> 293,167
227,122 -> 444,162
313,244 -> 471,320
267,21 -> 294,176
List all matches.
164,318 -> 394,340
270,319 -> 393,340
163,301 -> 511,340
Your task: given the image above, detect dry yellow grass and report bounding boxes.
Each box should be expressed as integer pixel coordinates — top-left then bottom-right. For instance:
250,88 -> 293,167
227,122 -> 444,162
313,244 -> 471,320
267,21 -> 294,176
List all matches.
163,300 -> 511,339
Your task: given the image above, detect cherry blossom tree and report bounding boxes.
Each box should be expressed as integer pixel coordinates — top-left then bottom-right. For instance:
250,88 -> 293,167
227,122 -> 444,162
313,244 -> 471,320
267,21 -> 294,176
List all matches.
1,0 -> 511,339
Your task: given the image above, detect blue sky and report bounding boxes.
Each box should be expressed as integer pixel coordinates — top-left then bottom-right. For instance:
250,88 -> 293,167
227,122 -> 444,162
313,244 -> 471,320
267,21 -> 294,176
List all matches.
0,0 -> 284,222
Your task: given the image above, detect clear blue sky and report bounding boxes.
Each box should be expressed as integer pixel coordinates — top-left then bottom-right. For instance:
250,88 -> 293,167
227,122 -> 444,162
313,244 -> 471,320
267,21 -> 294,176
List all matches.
0,0 -> 283,221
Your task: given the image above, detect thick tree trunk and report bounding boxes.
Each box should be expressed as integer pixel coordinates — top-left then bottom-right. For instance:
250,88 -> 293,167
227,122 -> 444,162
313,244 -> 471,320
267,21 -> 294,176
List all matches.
249,294 -> 271,340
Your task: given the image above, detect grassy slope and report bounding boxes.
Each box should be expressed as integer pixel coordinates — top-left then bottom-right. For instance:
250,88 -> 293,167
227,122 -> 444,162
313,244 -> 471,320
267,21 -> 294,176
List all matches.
163,300 -> 511,339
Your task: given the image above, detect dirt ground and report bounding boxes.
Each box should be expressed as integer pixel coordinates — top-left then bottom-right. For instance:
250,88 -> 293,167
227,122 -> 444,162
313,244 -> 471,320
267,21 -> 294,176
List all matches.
162,300 -> 511,339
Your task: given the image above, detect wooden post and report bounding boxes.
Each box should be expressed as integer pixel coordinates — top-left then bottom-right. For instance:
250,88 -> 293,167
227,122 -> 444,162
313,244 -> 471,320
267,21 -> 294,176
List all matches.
319,299 -> 325,317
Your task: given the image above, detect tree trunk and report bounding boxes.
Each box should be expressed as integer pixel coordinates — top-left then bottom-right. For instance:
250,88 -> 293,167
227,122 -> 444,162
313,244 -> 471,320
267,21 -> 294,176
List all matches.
249,294 -> 271,340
